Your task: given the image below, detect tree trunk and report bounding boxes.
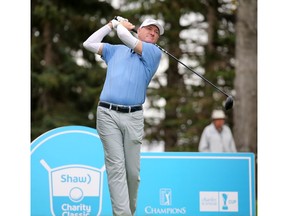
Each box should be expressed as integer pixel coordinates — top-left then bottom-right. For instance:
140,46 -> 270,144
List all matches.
234,0 -> 257,154
43,21 -> 53,66
162,1 -> 185,151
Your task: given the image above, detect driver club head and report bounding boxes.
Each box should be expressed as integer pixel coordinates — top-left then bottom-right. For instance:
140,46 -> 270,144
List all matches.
224,96 -> 234,110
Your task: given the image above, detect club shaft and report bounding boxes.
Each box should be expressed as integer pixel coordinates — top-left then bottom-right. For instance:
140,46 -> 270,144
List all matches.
131,28 -> 229,97
156,44 -> 230,97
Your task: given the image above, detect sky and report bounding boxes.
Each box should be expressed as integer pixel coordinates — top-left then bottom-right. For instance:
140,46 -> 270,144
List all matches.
1,1 -> 288,215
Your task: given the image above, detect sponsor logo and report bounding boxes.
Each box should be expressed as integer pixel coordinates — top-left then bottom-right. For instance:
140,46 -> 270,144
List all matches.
41,159 -> 105,216
199,191 -> 238,212
144,188 -> 186,215
160,188 -> 172,206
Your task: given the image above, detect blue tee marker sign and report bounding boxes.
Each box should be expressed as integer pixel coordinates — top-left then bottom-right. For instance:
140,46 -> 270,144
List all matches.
31,126 -> 256,216
31,126 -> 111,216
137,153 -> 256,215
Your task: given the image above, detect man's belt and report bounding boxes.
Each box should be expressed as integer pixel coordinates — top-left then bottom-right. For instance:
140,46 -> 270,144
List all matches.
98,101 -> 142,113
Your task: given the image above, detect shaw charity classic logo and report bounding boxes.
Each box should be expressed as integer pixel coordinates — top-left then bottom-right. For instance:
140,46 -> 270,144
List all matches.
31,126 -> 111,216
40,159 -> 105,215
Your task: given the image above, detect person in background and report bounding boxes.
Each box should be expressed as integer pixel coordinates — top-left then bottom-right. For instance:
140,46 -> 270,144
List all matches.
83,16 -> 164,216
198,109 -> 237,152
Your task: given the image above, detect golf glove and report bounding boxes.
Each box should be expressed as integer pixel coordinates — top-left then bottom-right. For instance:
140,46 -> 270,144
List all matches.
115,16 -> 128,22
111,19 -> 120,29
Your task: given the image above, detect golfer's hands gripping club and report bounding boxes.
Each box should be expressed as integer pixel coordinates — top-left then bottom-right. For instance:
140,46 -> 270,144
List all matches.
115,16 -> 128,22
111,16 -> 128,29
112,16 -> 135,31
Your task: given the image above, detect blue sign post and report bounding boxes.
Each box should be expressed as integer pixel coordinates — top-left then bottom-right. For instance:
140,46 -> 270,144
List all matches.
31,126 -> 256,216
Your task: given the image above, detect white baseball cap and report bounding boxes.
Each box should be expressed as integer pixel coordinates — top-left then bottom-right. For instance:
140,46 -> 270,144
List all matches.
140,18 -> 164,35
211,110 -> 226,119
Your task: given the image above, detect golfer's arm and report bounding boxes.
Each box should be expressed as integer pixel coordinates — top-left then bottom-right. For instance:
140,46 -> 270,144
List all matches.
83,23 -> 112,55
117,24 -> 142,55
134,40 -> 142,55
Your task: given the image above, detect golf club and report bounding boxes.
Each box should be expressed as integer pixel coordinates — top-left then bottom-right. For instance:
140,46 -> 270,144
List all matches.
151,40 -> 233,110
155,42 -> 234,111
114,17 -> 234,110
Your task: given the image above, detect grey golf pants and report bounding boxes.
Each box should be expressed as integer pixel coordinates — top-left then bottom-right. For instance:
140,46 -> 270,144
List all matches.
97,106 -> 144,216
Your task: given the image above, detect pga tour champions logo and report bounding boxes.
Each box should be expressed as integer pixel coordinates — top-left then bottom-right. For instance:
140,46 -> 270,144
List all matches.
144,188 -> 186,214
41,159 -> 105,216
160,188 -> 172,206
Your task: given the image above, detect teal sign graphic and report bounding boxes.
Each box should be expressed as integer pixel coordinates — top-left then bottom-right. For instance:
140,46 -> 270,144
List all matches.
137,153 -> 256,215
31,126 -> 256,216
30,126 -> 111,216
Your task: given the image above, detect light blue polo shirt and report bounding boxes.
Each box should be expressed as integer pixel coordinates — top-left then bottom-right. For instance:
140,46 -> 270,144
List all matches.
100,42 -> 161,106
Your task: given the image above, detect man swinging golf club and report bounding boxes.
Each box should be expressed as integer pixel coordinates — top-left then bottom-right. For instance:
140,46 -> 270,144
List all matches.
83,16 -> 164,216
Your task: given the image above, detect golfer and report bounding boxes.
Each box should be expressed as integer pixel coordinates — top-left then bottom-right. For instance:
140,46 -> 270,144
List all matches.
83,16 -> 164,215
